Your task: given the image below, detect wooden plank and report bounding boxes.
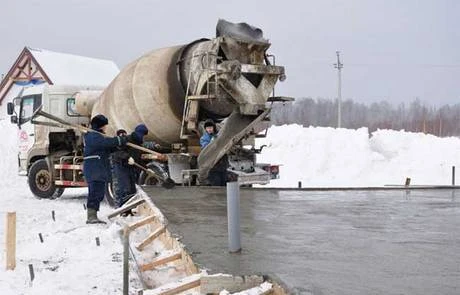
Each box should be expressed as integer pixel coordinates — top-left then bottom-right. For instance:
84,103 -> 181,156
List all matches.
273,284 -> 288,295
143,274 -> 201,295
200,274 -> 264,294
140,252 -> 182,272
141,153 -> 161,160
107,198 -> 146,219
6,212 -> 16,270
127,215 -> 156,232
136,226 -> 166,251
123,195 -> 143,207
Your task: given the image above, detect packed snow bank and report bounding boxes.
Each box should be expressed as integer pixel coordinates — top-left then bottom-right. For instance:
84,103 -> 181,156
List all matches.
257,124 -> 460,187
0,118 -> 23,188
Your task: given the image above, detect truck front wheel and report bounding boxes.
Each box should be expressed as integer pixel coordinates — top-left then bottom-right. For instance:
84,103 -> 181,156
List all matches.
28,159 -> 65,199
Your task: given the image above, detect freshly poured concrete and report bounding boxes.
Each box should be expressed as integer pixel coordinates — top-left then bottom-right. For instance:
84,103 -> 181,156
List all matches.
143,186 -> 460,294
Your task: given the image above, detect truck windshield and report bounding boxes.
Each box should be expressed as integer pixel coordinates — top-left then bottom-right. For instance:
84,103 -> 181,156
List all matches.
19,94 -> 42,124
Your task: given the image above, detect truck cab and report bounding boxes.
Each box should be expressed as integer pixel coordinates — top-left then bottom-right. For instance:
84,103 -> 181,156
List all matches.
7,84 -> 102,198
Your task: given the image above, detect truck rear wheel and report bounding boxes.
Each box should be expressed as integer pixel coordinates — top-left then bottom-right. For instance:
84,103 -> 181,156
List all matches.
105,181 -> 117,208
138,162 -> 169,186
28,159 -> 65,199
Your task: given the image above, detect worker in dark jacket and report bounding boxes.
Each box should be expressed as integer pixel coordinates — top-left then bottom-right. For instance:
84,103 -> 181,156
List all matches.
112,129 -> 132,208
112,124 -> 149,207
83,114 -> 127,224
200,119 -> 228,186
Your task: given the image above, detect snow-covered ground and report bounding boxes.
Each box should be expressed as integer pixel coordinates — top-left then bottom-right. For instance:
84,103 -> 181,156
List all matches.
1,117 -> 460,294
0,118 -> 132,294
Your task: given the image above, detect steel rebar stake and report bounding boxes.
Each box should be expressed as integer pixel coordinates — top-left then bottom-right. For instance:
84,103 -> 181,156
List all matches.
227,181 -> 241,253
123,227 -> 129,295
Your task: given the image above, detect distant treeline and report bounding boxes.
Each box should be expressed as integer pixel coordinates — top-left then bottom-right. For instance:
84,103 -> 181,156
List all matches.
270,97 -> 460,137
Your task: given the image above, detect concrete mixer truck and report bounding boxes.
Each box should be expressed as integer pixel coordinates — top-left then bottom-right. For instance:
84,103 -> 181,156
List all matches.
6,19 -> 291,201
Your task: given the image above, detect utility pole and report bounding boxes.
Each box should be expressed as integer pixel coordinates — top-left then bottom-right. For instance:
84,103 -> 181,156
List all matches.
334,51 -> 343,128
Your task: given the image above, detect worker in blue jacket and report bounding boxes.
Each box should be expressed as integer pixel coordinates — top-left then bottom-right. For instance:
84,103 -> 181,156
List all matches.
200,120 -> 218,149
83,114 -> 127,224
200,119 -> 228,186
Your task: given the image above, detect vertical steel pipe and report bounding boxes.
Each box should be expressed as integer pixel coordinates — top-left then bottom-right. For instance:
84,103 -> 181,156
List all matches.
227,181 -> 241,253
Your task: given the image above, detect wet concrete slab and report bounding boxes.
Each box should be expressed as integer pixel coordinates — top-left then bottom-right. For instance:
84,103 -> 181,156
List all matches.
142,186 -> 460,295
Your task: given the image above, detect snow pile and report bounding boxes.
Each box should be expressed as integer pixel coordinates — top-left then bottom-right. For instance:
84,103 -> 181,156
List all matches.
257,125 -> 460,187
0,118 -> 23,188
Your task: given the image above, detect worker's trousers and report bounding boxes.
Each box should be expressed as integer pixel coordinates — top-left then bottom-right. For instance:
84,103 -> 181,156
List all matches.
114,163 -> 137,207
87,181 -> 106,211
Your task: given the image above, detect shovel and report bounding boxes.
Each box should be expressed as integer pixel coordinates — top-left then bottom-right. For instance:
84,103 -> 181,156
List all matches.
31,108 -> 168,161
130,161 -> 175,189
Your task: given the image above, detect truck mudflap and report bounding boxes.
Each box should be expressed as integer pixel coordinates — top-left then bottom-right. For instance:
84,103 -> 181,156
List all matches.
197,108 -> 270,183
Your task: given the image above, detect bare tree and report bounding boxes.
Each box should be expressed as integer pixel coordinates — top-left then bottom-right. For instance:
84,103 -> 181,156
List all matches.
271,97 -> 460,137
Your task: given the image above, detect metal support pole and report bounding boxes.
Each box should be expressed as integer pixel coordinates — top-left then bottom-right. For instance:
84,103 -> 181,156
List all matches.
227,182 -> 241,253
123,227 -> 129,295
28,264 -> 34,282
452,166 -> 455,186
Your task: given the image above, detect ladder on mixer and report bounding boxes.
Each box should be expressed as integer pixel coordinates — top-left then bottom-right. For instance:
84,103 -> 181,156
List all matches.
180,52 -> 220,139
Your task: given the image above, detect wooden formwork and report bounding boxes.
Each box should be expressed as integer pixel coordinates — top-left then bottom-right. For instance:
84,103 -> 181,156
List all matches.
109,189 -> 289,295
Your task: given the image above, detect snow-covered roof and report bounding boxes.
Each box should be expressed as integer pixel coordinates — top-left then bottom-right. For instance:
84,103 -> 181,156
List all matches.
0,47 -> 119,104
28,47 -> 119,86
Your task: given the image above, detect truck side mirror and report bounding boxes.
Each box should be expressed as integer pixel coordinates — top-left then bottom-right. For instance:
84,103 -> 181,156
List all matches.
10,115 -> 18,124
7,102 -> 14,115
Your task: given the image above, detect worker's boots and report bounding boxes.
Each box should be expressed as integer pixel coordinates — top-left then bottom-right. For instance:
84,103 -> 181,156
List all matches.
86,208 -> 106,224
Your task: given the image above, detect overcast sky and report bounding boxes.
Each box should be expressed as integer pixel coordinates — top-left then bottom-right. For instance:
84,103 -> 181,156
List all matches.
1,0 -> 459,106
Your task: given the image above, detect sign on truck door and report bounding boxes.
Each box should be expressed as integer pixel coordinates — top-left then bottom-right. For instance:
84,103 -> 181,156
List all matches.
17,94 -> 42,173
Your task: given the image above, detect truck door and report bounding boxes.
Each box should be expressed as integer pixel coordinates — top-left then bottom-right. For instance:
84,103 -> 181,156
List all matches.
17,94 -> 42,173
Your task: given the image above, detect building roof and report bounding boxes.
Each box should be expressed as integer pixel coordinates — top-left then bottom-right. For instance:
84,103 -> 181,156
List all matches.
0,47 -> 119,104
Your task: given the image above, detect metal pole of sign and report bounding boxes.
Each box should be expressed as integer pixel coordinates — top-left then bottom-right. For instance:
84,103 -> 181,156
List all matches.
227,182 -> 241,253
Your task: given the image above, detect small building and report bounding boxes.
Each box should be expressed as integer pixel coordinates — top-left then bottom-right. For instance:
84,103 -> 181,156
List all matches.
0,47 -> 119,120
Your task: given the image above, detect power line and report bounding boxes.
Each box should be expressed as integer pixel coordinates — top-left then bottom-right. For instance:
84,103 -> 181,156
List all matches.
302,62 -> 460,69
343,63 -> 460,69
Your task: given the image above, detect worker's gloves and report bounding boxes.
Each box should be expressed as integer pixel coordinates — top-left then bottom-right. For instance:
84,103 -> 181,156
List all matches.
128,157 -> 135,165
